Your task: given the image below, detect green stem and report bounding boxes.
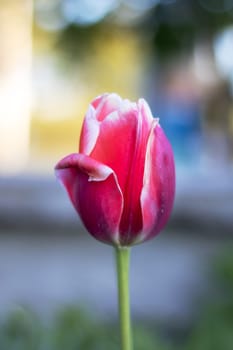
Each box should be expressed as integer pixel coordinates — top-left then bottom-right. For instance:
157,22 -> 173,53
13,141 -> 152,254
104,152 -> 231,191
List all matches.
115,247 -> 132,350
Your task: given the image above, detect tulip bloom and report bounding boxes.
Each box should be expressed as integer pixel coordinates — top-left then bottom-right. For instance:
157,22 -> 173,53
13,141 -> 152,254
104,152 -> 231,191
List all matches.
55,93 -> 175,247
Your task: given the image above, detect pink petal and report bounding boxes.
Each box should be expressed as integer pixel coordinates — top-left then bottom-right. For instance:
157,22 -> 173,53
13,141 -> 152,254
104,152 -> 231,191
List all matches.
138,122 -> 175,244
138,98 -> 154,124
55,153 -> 123,245
80,94 -> 123,155
118,100 -> 154,244
79,105 -> 99,155
88,98 -> 153,245
90,107 -> 138,195
91,94 -> 107,109
95,93 -> 122,121
78,94 -> 144,245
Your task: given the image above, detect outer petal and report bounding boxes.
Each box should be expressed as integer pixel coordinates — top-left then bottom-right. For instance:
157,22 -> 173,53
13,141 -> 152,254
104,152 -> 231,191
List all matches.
137,122 -> 175,244
79,105 -> 99,155
138,98 -> 154,125
118,100 -> 154,244
90,107 -> 138,195
55,153 -> 123,245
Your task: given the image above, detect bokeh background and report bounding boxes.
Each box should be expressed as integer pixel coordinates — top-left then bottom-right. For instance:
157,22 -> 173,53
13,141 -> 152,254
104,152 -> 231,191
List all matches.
0,0 -> 233,349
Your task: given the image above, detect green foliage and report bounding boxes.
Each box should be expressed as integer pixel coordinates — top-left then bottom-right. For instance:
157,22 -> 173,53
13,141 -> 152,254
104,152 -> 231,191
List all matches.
152,22 -> 195,59
184,247 -> 233,350
184,302 -> 233,350
0,307 -> 44,350
0,306 -> 167,350
49,306 -> 118,350
213,248 -> 233,292
53,0 -> 233,62
1,248 -> 233,350
55,23 -> 105,62
133,326 -> 171,350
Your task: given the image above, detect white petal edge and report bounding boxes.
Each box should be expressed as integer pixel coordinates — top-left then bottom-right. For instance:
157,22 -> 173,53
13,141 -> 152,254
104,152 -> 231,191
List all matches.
80,104 -> 100,155
132,119 -> 160,245
138,98 -> 159,125
95,93 -> 122,116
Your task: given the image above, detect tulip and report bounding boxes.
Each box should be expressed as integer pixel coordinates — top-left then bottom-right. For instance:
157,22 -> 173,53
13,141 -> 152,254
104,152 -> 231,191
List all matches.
55,93 -> 175,350
55,93 -> 175,247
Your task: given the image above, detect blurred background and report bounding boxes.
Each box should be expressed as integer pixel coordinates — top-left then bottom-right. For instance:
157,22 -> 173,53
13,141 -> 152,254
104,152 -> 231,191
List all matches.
0,0 -> 233,349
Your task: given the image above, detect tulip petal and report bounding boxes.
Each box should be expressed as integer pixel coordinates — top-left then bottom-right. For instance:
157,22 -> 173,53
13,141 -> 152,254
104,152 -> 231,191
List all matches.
91,94 -> 107,109
90,107 -> 138,194
138,98 -> 154,124
117,101 -> 154,244
89,99 -> 155,245
80,94 -> 127,155
89,108 -> 137,244
79,105 -> 99,155
138,122 -> 175,244
94,93 -> 122,121
55,153 -> 123,245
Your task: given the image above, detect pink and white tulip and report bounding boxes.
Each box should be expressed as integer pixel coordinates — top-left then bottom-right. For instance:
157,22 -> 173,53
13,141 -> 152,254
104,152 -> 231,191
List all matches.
55,93 -> 175,246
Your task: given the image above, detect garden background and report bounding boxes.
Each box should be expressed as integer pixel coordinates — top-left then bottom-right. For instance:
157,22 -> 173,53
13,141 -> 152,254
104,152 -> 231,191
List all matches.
0,1 -> 233,349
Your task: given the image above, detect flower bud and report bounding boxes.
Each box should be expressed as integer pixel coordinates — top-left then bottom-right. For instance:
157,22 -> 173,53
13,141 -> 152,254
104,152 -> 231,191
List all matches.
55,93 -> 175,246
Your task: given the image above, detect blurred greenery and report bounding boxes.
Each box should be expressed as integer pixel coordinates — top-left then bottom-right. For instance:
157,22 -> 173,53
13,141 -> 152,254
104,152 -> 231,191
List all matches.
214,248 -> 233,292
183,247 -> 233,350
184,302 -> 233,350
1,248 -> 233,349
52,0 -> 233,63
0,306 -> 167,350
146,0 -> 233,60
